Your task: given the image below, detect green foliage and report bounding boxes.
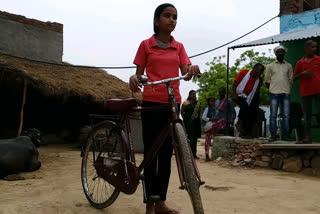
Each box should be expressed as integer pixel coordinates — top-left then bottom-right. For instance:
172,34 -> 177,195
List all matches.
194,49 -> 275,109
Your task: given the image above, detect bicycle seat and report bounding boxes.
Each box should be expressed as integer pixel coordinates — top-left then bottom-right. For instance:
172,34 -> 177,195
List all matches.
106,98 -> 138,112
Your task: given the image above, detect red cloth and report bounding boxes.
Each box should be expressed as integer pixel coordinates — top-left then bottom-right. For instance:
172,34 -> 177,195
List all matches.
133,34 -> 191,103
294,55 -> 320,97
235,69 -> 259,95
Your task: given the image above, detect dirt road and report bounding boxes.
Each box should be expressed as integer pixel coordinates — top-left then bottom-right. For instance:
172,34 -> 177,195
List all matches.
1,144 -> 320,214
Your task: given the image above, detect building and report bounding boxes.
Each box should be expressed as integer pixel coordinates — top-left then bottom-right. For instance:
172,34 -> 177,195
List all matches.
0,10 -> 63,63
281,0 -> 320,141
0,11 -> 142,148
228,0 -> 320,141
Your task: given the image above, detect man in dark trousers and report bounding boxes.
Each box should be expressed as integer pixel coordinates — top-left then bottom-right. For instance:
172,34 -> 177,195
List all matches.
294,40 -> 320,143
232,63 -> 265,138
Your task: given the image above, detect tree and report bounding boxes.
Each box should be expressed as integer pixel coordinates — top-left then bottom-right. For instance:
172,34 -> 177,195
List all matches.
194,49 -> 275,109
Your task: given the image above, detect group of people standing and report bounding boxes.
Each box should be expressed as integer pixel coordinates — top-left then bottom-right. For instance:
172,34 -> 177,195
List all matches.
181,88 -> 236,161
128,3 -> 319,213
233,40 -> 320,143
182,40 -> 320,166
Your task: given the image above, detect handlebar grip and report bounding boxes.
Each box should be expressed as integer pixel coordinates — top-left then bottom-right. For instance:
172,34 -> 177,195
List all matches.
138,75 -> 148,84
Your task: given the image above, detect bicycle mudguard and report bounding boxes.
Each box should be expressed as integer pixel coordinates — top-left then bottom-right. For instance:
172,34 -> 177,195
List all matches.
95,157 -> 139,195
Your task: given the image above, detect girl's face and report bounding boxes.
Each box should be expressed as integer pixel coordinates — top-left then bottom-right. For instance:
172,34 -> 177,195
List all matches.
155,7 -> 177,34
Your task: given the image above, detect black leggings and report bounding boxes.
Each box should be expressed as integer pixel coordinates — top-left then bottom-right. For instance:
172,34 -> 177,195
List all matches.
141,101 -> 179,203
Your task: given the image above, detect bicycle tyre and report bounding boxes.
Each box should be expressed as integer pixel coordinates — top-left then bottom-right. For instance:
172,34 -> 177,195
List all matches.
174,123 -> 204,214
81,121 -> 121,209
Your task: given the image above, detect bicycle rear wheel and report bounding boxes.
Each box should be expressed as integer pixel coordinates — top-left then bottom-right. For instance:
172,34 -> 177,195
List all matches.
81,121 -> 121,209
174,123 -> 204,214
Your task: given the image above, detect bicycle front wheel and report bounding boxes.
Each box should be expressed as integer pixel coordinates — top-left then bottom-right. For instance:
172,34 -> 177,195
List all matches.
81,121 -> 121,209
174,123 -> 204,214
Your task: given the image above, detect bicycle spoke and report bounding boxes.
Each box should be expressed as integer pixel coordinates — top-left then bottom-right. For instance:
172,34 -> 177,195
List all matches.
87,169 -> 96,177
87,179 -> 96,191
96,178 -> 101,202
99,178 -> 104,203
81,122 -> 121,208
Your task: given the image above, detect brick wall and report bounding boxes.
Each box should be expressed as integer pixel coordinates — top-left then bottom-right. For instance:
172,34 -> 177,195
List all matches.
0,10 -> 62,33
280,0 -> 304,15
280,0 -> 320,15
0,11 -> 63,63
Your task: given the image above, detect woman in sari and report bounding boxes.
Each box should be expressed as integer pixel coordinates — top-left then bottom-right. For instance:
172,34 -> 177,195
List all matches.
181,90 -> 201,159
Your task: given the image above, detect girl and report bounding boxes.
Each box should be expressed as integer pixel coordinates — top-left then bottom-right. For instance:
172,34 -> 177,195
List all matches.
181,90 -> 202,159
129,3 -> 200,214
201,97 -> 215,161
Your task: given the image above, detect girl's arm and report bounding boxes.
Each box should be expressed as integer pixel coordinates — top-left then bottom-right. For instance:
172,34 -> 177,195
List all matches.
129,65 -> 144,92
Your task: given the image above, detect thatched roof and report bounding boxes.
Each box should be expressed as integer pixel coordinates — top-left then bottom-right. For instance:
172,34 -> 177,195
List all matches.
0,54 -> 136,103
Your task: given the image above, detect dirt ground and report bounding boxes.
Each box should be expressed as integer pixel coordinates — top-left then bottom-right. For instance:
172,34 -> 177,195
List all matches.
1,142 -> 320,214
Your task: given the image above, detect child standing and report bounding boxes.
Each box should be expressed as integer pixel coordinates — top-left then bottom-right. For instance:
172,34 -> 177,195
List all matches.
201,97 -> 215,161
129,3 -> 200,214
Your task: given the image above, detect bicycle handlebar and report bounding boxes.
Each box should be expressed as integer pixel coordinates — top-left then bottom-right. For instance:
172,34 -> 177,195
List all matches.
139,73 -> 201,86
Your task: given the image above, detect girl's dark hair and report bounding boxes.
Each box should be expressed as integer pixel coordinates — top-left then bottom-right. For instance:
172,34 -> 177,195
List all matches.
154,3 -> 177,35
207,97 -> 215,105
187,90 -> 196,100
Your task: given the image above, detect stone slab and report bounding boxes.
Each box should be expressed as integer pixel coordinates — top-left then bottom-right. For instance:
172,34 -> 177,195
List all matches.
211,137 -> 235,160
261,144 -> 320,149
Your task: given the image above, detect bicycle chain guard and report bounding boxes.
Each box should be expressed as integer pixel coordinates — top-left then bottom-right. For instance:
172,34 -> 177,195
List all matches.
95,157 -> 139,195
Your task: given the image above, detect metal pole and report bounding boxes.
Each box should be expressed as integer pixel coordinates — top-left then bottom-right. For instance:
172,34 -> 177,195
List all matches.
226,48 -> 230,100
226,47 -> 230,135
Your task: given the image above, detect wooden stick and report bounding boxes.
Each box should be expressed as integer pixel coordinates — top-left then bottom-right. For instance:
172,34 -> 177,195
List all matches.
17,79 -> 27,137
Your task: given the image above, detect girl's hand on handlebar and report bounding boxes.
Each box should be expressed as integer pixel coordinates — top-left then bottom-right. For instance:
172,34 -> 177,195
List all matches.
185,65 -> 200,81
129,75 -> 142,92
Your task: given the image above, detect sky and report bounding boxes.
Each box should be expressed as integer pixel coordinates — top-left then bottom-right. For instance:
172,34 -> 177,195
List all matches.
1,0 -> 280,101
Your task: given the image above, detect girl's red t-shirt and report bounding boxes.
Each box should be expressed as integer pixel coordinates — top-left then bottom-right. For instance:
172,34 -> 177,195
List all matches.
294,55 -> 320,97
134,34 -> 191,103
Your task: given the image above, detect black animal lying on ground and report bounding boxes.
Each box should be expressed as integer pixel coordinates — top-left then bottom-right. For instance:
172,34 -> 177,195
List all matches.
0,129 -> 42,179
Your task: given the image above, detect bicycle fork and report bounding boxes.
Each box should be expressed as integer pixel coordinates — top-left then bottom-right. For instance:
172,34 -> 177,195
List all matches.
173,133 -> 205,190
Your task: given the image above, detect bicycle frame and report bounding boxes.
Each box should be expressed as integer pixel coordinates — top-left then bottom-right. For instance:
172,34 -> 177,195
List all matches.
112,75 -> 204,194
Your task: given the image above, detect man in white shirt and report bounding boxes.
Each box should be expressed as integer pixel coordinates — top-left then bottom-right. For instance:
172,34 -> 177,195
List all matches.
265,45 -> 293,141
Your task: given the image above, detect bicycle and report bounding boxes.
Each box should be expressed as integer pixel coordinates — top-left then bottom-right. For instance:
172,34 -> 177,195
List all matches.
81,74 -> 205,214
